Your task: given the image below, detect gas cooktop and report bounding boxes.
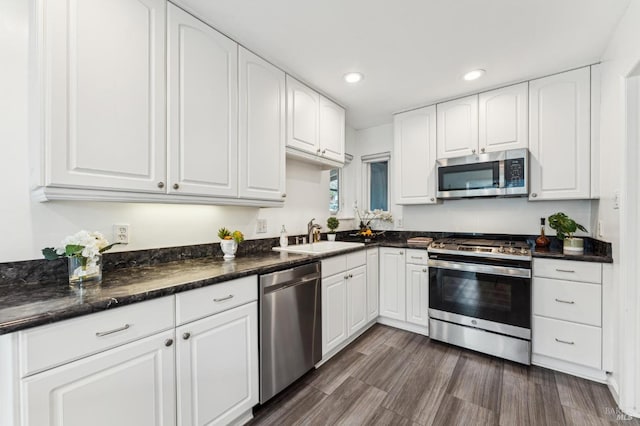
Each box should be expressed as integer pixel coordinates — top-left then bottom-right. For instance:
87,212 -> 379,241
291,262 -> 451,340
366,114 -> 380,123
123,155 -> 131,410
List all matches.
428,238 -> 532,260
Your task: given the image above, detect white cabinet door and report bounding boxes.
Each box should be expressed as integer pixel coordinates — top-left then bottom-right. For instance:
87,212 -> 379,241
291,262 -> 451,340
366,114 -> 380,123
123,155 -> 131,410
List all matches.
42,0 -> 166,192
167,4 -> 238,197
379,248 -> 406,321
366,248 -> 379,321
287,76 -> 320,154
436,95 -> 479,159
529,67 -> 591,200
394,105 -> 438,204
479,83 -> 528,153
238,47 -> 286,201
322,273 -> 348,356
22,330 -> 176,426
347,265 -> 368,335
319,96 -> 346,163
405,264 -> 429,328
176,302 -> 258,426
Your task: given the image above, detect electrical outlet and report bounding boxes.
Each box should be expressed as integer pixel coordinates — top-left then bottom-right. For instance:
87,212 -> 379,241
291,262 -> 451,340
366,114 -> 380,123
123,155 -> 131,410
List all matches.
597,220 -> 604,238
256,219 -> 267,234
113,224 -> 129,244
614,190 -> 621,210
396,217 -> 403,228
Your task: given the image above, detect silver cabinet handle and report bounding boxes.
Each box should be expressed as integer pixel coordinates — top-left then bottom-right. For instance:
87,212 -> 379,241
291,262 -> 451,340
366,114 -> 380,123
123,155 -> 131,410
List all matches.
321,149 -> 326,155
555,298 -> 575,304
430,198 -> 435,202
422,268 -> 427,272
344,275 -> 349,280
555,338 -> 575,345
96,324 -> 130,337
316,148 -> 321,154
173,183 -> 179,190
165,339 -> 173,347
531,193 -> 537,198
481,148 -> 485,153
399,251 -> 404,255
411,256 -> 422,259
555,269 -> 575,273
472,149 -> 476,154
349,274 -> 353,278
213,294 -> 234,302
281,193 -> 287,198
183,332 -> 191,340
157,182 -> 165,189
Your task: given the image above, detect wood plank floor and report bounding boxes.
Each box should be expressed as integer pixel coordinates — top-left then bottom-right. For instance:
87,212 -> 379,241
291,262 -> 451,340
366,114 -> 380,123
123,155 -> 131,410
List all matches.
249,324 -> 640,426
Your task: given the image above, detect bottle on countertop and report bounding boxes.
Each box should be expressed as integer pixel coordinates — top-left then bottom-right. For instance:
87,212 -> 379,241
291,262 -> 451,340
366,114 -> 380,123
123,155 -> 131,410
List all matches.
535,217 -> 550,249
280,225 -> 288,248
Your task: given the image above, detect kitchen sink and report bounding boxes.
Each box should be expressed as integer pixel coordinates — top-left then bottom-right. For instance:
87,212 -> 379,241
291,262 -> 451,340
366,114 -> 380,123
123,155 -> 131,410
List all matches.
272,241 -> 365,255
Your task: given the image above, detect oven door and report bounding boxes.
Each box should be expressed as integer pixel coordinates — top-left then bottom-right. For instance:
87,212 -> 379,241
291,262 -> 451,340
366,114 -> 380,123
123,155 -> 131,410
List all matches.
428,257 -> 531,330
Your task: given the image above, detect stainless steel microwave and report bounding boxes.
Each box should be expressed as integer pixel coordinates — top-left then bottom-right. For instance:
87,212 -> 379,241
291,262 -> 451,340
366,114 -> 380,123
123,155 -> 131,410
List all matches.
436,148 -> 528,199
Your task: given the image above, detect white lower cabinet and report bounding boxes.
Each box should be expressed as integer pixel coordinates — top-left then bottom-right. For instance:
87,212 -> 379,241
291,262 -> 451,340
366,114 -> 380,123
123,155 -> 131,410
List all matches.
379,248 -> 429,335
405,263 -> 429,327
532,258 -> 605,380
176,302 -> 258,426
22,330 -> 176,426
321,250 -> 372,359
366,248 -> 379,321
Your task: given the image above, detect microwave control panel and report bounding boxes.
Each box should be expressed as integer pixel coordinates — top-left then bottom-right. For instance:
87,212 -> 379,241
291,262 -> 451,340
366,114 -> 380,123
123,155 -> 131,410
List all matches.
505,158 -> 526,188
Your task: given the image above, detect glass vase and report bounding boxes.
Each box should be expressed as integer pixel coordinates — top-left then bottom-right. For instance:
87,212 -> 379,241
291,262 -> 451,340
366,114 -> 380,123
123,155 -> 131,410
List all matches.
68,254 -> 102,287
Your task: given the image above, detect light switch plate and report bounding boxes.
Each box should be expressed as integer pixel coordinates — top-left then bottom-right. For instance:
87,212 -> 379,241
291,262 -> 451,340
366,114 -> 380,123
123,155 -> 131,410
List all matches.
256,219 -> 267,234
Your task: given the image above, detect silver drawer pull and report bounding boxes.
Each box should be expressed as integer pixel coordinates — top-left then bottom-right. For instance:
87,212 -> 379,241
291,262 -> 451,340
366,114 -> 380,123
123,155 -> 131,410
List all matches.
555,338 -> 575,345
213,294 -> 234,302
555,298 -> 575,304
555,269 -> 575,273
96,324 -> 130,337
411,256 -> 422,260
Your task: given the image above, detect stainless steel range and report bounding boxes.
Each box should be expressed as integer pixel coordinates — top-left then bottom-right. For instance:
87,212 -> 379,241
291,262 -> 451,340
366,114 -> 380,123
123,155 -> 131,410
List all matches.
428,238 -> 532,364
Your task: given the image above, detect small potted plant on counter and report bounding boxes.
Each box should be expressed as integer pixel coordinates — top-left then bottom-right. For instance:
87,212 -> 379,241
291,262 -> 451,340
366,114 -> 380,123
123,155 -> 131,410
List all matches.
218,227 -> 244,260
326,217 -> 340,241
548,212 -> 588,254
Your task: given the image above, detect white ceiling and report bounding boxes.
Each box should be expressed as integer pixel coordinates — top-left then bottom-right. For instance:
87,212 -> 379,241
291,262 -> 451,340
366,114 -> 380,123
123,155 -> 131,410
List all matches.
175,0 -> 630,130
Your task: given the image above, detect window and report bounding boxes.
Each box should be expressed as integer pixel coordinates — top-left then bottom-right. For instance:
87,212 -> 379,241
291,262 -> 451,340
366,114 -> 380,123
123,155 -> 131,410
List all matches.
329,168 -> 339,214
362,152 -> 390,212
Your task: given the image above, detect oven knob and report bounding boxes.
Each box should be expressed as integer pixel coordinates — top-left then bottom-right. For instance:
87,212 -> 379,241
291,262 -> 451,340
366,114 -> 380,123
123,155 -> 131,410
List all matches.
509,247 -> 516,254
520,248 -> 528,254
439,242 -> 445,248
498,246 -> 504,253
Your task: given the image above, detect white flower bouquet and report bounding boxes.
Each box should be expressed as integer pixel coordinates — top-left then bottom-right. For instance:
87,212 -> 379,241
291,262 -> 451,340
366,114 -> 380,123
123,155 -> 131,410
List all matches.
43,230 -> 119,285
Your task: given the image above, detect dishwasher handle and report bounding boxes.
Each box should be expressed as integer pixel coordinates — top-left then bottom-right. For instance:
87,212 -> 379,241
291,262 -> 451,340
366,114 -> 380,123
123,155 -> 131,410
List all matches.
262,274 -> 320,295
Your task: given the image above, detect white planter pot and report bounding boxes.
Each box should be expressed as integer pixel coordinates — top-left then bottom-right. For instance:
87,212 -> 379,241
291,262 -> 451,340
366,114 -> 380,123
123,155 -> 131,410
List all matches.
327,233 -> 336,241
220,240 -> 238,259
563,237 -> 584,254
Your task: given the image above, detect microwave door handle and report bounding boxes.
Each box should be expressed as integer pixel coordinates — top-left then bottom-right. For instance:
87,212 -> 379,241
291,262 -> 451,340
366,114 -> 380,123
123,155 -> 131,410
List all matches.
427,259 -> 531,279
499,160 -> 505,188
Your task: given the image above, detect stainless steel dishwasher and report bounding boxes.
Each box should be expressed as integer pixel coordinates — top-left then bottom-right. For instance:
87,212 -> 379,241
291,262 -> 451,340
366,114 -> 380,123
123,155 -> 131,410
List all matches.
259,262 -> 321,403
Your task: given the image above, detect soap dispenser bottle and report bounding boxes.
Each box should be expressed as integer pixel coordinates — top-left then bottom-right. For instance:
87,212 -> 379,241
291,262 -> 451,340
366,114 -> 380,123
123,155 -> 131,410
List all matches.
280,225 -> 288,247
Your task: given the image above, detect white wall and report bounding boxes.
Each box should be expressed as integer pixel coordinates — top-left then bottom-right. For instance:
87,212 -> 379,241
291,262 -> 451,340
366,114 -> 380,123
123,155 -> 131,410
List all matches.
347,123 -> 592,236
597,0 -> 640,416
0,0 -> 343,263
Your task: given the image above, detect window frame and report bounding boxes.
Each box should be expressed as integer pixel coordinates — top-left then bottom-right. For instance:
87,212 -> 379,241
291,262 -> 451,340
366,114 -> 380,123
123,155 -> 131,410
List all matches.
361,152 -> 391,213
329,167 -> 340,215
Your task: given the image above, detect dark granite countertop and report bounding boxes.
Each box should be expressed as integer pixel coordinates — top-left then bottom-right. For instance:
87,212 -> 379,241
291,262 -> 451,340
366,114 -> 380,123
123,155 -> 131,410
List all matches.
0,231 -> 612,335
0,251 -> 319,335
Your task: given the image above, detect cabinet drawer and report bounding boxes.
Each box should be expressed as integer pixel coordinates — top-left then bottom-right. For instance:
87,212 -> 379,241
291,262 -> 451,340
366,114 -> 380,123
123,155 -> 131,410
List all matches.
406,249 -> 428,265
346,250 -> 366,269
176,275 -> 257,325
533,277 -> 601,326
322,255 -> 346,278
532,316 -> 601,369
19,296 -> 174,377
533,258 -> 601,283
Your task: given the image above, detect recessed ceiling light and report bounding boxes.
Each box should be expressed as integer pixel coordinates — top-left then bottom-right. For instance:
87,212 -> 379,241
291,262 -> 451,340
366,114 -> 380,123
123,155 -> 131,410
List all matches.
463,69 -> 486,81
344,72 -> 364,83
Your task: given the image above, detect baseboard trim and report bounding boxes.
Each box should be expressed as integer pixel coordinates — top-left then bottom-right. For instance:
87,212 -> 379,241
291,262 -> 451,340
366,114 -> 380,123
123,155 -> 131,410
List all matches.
532,353 -> 607,383
316,319 -> 377,367
376,316 -> 428,336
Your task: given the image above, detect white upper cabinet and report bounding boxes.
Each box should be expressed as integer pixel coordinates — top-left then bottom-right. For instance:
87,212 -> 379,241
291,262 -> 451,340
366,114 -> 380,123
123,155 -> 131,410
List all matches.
319,97 -> 346,163
479,83 -> 529,153
529,67 -> 591,200
394,106 -> 437,204
287,76 -> 320,153
238,47 -> 286,202
436,94 -> 479,159
286,76 -> 345,167
36,0 -> 166,193
167,4 -> 238,197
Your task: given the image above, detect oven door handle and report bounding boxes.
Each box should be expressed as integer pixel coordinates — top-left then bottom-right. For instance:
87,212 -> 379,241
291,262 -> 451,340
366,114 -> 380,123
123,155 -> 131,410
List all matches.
427,259 -> 531,279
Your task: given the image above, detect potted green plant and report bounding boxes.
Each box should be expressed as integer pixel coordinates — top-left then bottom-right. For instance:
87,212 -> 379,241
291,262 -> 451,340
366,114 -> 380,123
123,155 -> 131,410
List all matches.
326,217 -> 340,241
548,212 -> 588,254
218,227 -> 244,260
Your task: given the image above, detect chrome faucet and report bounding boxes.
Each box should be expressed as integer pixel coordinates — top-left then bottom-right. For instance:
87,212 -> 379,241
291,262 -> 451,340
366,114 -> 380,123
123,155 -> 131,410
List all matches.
307,218 -> 321,243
